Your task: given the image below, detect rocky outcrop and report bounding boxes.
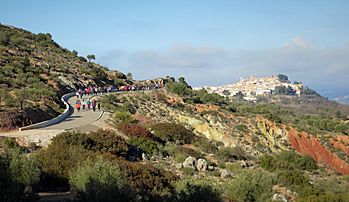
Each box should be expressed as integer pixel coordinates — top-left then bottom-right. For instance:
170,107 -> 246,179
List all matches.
288,130 -> 349,175
183,156 -> 197,170
196,158 -> 208,171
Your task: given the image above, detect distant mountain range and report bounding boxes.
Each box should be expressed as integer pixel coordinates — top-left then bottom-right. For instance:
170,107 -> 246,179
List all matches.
332,94 -> 349,105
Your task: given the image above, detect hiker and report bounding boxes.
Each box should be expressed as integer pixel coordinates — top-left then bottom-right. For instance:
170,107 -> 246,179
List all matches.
92,100 -> 96,111
76,100 -> 81,112
97,102 -> 101,111
87,99 -> 91,109
82,99 -> 86,110
75,91 -> 80,98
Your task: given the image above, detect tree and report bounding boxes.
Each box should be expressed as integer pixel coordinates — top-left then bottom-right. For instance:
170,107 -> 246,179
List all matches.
178,77 -> 191,89
86,54 -> 96,62
14,88 -> 31,110
126,72 -> 133,80
277,74 -> 288,82
222,90 -> 231,96
233,91 -> 245,101
72,50 -> 78,56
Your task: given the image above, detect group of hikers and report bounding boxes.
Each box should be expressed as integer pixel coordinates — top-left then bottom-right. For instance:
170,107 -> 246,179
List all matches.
73,81 -> 166,112
75,98 -> 100,112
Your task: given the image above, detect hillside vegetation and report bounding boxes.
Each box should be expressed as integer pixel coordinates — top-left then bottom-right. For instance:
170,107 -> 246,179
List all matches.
0,24 -> 126,130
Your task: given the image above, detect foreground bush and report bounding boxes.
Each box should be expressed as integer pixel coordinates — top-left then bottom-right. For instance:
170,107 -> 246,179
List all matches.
224,170 -> 273,202
36,142 -> 92,177
69,157 -> 130,202
119,161 -> 177,200
173,178 -> 222,202
0,146 -> 41,202
150,123 -> 195,144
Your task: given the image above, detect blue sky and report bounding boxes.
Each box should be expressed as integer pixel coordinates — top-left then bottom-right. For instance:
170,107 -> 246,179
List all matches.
1,0 -> 349,97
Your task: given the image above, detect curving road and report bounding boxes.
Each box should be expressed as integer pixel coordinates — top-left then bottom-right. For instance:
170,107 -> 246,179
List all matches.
0,93 -> 109,147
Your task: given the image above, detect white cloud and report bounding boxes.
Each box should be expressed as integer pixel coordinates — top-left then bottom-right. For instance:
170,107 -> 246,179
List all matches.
102,38 -> 349,97
283,36 -> 311,48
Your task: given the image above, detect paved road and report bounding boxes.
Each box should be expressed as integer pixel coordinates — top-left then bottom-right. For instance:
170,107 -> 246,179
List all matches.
0,94 -> 107,147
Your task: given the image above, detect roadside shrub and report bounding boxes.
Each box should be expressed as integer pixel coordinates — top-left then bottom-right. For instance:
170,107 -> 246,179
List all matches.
69,157 -> 130,202
173,178 -> 222,202
51,131 -> 95,149
224,170 -> 273,202
88,129 -> 129,156
151,123 -> 195,144
117,123 -> 157,141
112,111 -> 137,124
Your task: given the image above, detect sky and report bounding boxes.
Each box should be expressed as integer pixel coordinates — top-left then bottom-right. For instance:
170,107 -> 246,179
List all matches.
1,0 -> 349,98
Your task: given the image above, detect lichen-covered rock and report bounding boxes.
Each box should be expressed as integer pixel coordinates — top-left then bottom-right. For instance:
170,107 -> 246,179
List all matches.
142,153 -> 150,161
183,156 -> 197,170
220,169 -> 230,178
175,163 -> 183,169
196,158 -> 208,171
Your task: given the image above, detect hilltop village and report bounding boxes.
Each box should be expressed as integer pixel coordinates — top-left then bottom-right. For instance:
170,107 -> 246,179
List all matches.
194,74 -> 304,101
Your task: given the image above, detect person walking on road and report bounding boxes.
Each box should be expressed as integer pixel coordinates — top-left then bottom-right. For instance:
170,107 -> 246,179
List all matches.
87,99 -> 91,109
92,100 -> 96,111
76,100 -> 81,112
97,102 -> 101,111
82,99 -> 86,110
75,91 -> 80,98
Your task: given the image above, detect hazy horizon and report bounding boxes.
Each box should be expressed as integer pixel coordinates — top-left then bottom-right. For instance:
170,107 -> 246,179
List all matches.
1,0 -> 349,98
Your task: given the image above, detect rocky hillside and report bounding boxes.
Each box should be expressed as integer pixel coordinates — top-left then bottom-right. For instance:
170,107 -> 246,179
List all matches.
0,24 -> 126,130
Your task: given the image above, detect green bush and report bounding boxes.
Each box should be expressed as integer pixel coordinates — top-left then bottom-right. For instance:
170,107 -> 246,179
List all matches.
224,170 -> 273,202
69,157 -> 130,202
297,192 -> 349,202
193,136 -> 219,154
277,170 -> 309,188
37,143 -> 92,177
112,111 -> 137,124
151,123 -> 195,144
117,123 -> 157,141
173,178 -> 222,202
260,151 -> 317,172
215,146 -> 248,163
88,129 -> 129,156
0,147 -> 41,202
129,137 -> 160,155
119,161 -> 177,200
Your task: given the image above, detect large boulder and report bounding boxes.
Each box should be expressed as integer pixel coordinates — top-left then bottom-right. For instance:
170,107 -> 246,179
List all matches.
196,158 -> 208,172
183,156 -> 197,170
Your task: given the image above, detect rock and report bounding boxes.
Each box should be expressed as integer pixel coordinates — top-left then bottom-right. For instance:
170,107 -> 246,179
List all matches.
196,158 -> 208,172
208,166 -> 215,171
183,156 -> 197,170
272,194 -> 287,202
142,153 -> 150,161
220,169 -> 230,178
176,163 -> 183,169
